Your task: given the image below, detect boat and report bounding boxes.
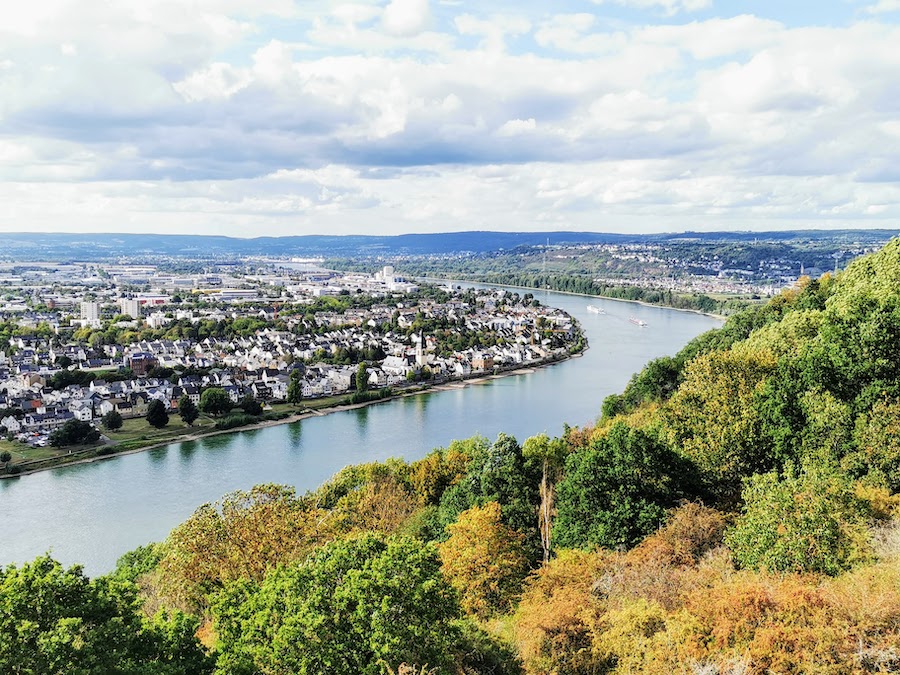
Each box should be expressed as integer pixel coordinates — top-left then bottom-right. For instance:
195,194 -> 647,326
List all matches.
629,317 -> 647,327
586,305 -> 605,314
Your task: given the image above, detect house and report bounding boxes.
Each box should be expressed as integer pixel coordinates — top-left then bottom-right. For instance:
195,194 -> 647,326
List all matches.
472,353 -> 494,371
251,382 -> 272,400
71,403 -> 94,422
223,384 -> 243,403
1,416 -> 21,433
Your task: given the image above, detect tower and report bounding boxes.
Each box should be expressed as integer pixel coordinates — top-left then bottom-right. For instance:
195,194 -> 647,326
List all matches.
415,329 -> 426,366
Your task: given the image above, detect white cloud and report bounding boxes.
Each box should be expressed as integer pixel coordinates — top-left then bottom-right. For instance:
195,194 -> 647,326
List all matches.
1,2 -> 899,236
497,118 -> 536,136
382,0 -> 432,37
591,0 -> 712,16
454,14 -> 531,52
866,0 -> 900,14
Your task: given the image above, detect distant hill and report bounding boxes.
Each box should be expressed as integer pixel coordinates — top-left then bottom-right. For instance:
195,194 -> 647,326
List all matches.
0,229 -> 896,260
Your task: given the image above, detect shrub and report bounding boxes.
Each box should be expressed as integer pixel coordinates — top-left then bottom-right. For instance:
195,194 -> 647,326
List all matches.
214,413 -> 256,430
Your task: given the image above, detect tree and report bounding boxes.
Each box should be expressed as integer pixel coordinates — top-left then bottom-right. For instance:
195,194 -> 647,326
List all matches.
49,419 -> 101,447
213,534 -> 461,675
146,399 -> 169,429
0,555 -> 211,675
435,433 -> 540,543
727,464 -> 873,575
438,501 -> 530,617
101,410 -> 123,431
178,395 -> 199,426
356,361 -> 369,393
554,422 -> 694,551
158,484 -> 332,612
523,433 -> 569,564
199,387 -> 231,416
847,397 -> 900,492
665,346 -> 777,500
239,394 -> 263,416
0,450 -> 10,471
287,370 -> 303,405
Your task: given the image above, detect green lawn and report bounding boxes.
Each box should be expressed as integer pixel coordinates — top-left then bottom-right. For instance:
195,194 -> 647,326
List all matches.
1,439 -> 67,464
103,414 -> 218,445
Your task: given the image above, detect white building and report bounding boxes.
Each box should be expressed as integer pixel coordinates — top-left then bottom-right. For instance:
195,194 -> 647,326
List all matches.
119,298 -> 141,319
80,301 -> 100,321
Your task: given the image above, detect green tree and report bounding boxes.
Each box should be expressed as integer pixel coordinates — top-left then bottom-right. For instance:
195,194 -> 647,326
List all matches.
357,361 -> 369,393
0,555 -> 211,675
101,410 -> 123,431
0,450 -> 10,471
239,395 -> 263,416
178,395 -> 199,426
199,388 -> 231,417
146,399 -> 169,429
727,464 -> 873,576
522,433 -> 569,564
286,371 -> 303,405
846,398 -> 900,492
554,422 -> 694,550
49,419 -> 101,447
665,346 -> 777,500
213,534 -> 461,675
435,433 -> 540,544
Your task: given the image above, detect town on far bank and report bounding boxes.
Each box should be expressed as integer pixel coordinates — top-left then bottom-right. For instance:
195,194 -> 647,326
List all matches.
0,261 -> 584,474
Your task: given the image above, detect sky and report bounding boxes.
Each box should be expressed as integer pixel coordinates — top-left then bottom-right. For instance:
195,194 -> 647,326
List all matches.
1,1 -> 899,238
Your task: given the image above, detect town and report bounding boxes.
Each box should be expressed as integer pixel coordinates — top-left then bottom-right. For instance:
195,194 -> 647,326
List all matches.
0,262 -> 582,468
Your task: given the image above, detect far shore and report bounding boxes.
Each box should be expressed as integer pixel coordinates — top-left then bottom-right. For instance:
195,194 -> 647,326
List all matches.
1,353 -> 580,479
421,277 -> 731,320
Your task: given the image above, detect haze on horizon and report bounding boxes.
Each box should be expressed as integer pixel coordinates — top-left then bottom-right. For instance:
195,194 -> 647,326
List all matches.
1,1 -> 899,238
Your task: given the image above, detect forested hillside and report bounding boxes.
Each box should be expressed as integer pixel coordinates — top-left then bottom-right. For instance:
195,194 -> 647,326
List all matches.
5,240 -> 900,673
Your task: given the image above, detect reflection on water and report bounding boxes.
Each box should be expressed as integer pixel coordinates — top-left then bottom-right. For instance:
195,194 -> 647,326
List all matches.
354,405 -> 369,435
1,289 -> 721,575
287,421 -> 302,450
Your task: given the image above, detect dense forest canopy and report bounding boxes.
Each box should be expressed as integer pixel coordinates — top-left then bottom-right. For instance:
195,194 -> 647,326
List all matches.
6,238 -> 900,673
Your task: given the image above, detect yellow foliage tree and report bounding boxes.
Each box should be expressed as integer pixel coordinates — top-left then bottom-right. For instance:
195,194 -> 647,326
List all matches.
157,483 -> 333,612
437,501 -> 530,618
513,549 -> 608,675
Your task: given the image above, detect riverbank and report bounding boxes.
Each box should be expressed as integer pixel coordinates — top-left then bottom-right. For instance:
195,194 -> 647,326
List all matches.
0,352 -> 579,479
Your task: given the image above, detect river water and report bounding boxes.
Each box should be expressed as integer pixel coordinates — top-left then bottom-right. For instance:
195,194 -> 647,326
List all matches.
1,288 -> 721,575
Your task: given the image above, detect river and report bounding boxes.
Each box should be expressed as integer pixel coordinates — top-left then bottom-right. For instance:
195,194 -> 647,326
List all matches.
1,288 -> 721,575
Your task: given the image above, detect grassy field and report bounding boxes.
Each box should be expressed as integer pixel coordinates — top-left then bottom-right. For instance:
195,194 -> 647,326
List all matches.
103,414 -> 217,444
0,397 -> 378,474
0,439 -> 66,464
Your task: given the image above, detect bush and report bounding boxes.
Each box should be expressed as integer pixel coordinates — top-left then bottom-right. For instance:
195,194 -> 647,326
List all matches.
214,413 -> 257,430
